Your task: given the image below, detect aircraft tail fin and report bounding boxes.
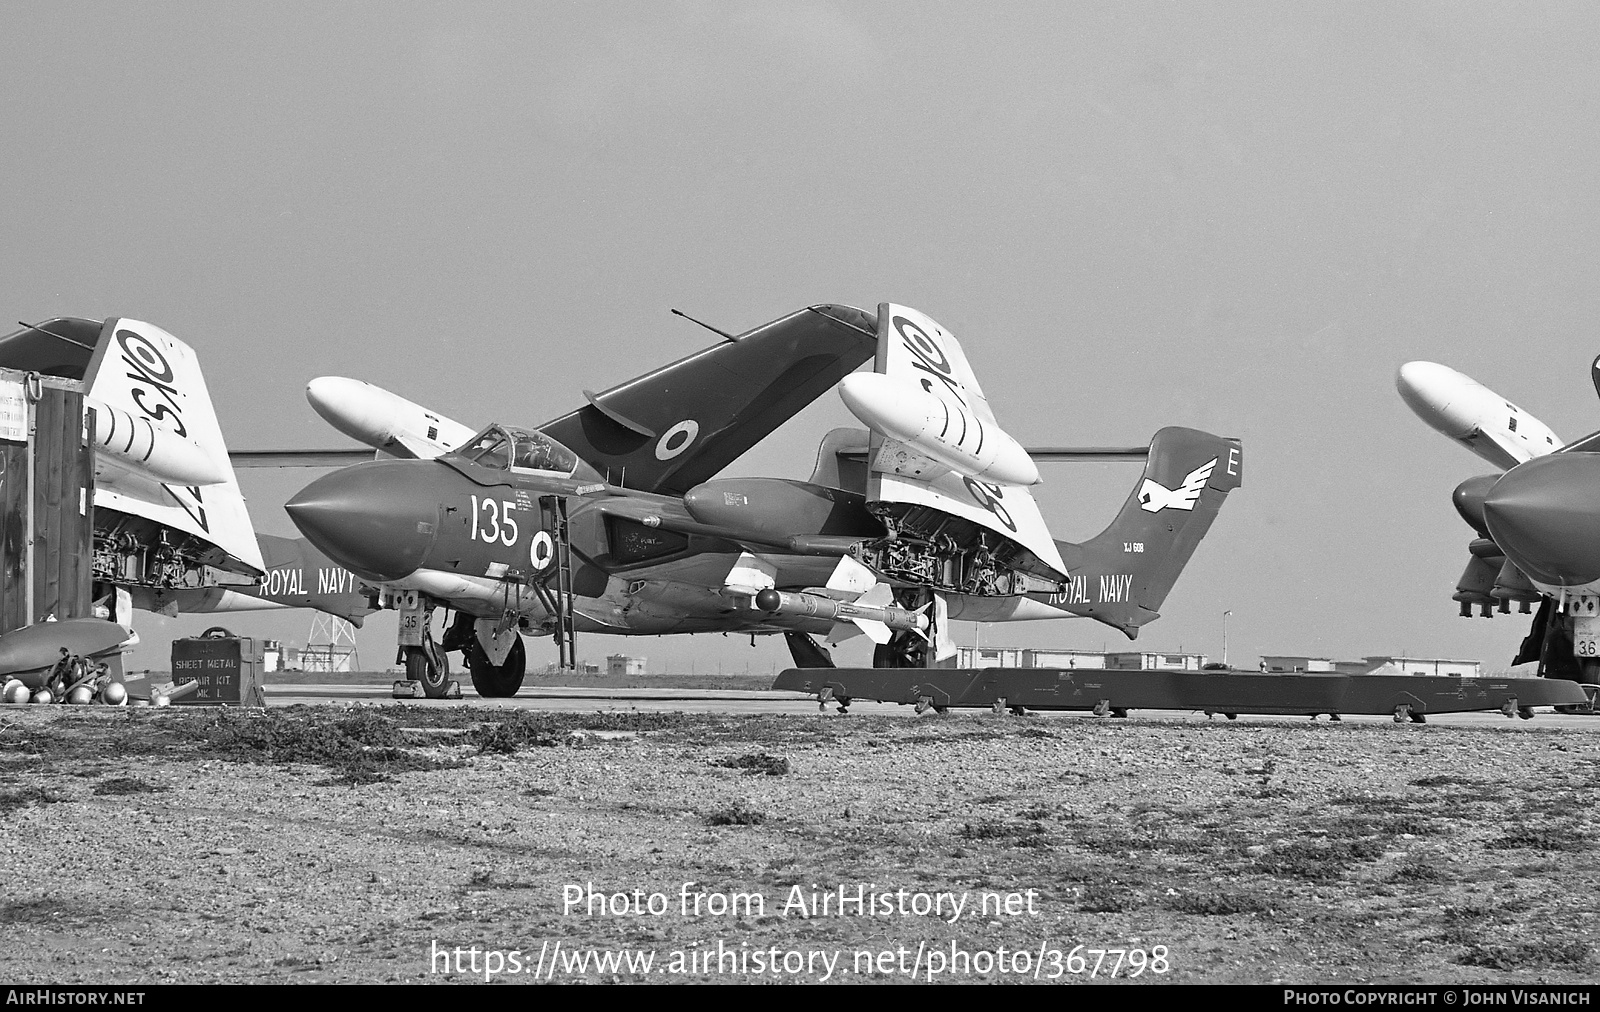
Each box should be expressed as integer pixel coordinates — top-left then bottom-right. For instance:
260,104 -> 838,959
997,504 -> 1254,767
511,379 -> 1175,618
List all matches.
809,427 -> 871,494
1051,427 -> 1242,637
0,317 -> 265,578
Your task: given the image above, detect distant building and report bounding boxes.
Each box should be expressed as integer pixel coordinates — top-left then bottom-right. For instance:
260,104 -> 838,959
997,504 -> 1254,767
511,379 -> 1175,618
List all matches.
1260,654 -> 1482,678
1356,656 -> 1482,678
1260,655 -> 1338,673
958,647 -> 1026,668
539,660 -> 601,676
1024,648 -> 1109,670
607,654 -> 647,676
1105,651 -> 1209,671
955,646 -> 1206,670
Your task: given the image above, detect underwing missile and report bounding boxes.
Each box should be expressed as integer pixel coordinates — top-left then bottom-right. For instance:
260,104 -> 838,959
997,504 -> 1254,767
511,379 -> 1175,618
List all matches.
838,372 -> 1040,486
753,587 -> 927,644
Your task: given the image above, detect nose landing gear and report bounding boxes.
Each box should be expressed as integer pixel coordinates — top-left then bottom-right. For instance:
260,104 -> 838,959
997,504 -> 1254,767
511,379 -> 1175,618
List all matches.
401,642 -> 452,699
466,636 -> 527,698
392,592 -> 460,699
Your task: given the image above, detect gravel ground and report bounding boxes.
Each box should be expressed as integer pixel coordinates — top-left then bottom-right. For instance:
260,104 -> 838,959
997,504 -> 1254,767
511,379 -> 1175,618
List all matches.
1,704 -> 1597,985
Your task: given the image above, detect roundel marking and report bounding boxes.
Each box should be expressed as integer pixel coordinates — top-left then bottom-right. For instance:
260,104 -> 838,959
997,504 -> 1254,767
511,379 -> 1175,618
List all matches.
655,419 -> 700,460
529,530 -> 555,571
115,329 -> 175,384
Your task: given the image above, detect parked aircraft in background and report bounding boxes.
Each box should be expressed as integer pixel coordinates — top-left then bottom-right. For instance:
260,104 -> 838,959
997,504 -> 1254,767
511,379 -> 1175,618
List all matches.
1398,355 -> 1600,697
284,303 -> 1242,699
131,533 -> 376,626
0,318 -> 373,630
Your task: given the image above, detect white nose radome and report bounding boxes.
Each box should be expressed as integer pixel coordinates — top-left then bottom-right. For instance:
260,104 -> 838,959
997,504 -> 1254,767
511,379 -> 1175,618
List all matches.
1396,361 -> 1480,438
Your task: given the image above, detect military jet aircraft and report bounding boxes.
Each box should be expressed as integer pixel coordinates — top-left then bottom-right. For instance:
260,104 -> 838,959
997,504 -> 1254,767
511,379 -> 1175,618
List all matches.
1397,359 -> 1562,620
1397,355 -> 1600,695
130,533 -> 376,627
0,318 -> 374,629
285,303 -> 1242,699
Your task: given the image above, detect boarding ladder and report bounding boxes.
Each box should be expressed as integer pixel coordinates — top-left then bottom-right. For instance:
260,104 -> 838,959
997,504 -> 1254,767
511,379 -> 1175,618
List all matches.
537,495 -> 578,671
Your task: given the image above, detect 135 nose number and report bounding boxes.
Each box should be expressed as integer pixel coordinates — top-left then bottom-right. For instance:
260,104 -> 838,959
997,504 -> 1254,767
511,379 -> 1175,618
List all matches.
468,495 -> 520,547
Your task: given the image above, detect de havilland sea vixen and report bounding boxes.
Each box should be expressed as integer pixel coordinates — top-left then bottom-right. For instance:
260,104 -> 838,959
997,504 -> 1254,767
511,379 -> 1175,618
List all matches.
283,304 -> 1244,699
14,304 -> 1587,718
0,317 -> 376,692
0,318 -> 375,628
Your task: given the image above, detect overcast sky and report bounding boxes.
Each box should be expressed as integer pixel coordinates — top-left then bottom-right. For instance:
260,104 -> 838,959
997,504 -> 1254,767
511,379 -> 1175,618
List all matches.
6,2 -> 1599,674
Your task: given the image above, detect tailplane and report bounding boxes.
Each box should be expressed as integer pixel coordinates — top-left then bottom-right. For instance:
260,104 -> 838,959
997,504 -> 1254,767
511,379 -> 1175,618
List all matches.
1048,427 -> 1242,637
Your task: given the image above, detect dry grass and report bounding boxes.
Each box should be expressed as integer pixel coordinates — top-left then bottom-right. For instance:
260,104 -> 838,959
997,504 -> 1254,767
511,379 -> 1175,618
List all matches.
0,706 -> 1597,984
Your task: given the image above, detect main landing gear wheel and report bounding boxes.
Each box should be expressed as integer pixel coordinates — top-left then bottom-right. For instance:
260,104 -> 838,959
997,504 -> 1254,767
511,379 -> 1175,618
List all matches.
873,588 -> 935,668
874,636 -> 927,669
404,644 -> 450,699
467,636 -> 526,699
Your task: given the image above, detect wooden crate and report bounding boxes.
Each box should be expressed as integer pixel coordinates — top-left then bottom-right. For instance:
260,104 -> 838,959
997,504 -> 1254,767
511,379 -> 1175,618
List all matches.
0,368 -> 94,635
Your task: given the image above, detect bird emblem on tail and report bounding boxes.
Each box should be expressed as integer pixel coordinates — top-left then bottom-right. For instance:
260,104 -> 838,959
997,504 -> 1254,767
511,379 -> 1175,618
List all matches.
1138,457 -> 1218,513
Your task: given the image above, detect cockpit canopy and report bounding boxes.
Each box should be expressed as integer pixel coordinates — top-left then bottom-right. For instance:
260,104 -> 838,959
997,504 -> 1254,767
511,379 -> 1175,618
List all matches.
455,424 -> 580,475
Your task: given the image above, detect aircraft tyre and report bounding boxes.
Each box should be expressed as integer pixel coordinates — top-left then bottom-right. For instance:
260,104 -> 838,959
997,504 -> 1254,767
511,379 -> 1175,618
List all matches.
405,645 -> 450,699
873,588 -> 935,668
874,638 -> 926,668
467,636 -> 526,699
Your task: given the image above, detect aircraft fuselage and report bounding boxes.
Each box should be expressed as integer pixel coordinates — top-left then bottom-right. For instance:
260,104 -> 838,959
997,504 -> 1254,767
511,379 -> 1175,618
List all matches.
286,452 -> 898,640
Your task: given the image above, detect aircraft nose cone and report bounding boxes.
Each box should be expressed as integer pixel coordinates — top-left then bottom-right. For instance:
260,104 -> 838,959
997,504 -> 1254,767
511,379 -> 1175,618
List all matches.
1482,454 -> 1600,587
285,461 -> 439,582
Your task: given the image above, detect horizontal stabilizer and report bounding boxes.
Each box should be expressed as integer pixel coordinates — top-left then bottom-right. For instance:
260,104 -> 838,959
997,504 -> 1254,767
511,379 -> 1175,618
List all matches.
1025,447 -> 1149,461
229,448 -> 376,468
